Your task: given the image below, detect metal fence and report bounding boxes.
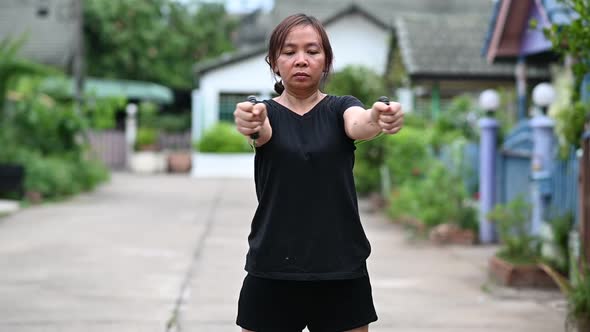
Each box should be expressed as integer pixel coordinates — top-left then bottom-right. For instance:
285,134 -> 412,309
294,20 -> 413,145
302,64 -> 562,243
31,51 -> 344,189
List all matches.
550,148 -> 580,222
87,130 -> 193,170
158,131 -> 192,150
87,130 -> 126,170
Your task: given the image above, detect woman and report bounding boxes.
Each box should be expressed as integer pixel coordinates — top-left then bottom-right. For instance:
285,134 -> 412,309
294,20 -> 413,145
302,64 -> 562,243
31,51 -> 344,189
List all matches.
233,13 -> 403,332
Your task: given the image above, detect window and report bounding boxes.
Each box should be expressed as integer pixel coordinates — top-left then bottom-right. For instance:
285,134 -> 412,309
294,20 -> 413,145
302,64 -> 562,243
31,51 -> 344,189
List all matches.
218,93 -> 256,122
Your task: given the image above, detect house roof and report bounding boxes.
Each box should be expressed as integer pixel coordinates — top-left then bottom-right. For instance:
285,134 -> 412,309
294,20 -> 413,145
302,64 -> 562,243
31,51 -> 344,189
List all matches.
194,0 -> 549,81
482,0 -> 576,64
395,13 -> 549,80
270,0 -> 494,27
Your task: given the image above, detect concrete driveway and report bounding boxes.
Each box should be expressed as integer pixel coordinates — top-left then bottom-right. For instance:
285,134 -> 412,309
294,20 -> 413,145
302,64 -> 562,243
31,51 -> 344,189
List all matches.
0,173 -> 566,332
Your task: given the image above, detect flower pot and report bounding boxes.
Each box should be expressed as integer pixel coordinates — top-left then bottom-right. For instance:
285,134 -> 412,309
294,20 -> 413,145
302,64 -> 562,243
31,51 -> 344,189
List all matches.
429,223 -> 476,245
167,152 -> 192,173
130,151 -> 166,174
488,255 -> 556,288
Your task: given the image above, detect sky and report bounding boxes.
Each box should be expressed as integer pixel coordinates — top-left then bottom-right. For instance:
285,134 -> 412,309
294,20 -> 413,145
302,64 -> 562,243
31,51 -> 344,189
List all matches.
225,0 -> 274,13
175,0 -> 274,14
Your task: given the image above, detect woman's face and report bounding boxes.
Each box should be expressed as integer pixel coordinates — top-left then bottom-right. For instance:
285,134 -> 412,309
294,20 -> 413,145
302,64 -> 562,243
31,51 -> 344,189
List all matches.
274,25 -> 326,93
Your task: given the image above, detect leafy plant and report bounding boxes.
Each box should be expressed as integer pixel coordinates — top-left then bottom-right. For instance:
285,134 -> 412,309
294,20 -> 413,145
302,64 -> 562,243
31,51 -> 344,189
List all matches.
135,127 -> 158,151
325,65 -> 385,106
0,35 -> 53,113
383,126 -> 432,187
387,162 -> 470,229
195,122 -> 251,153
555,101 -> 590,151
84,96 -> 126,130
158,113 -> 191,133
5,76 -> 88,156
542,212 -> 575,276
544,0 -> 590,96
540,262 -> 590,330
487,196 -> 540,264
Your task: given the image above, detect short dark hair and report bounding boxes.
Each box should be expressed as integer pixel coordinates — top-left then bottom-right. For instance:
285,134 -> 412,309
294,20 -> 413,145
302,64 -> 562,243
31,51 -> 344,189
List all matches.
265,14 -> 333,86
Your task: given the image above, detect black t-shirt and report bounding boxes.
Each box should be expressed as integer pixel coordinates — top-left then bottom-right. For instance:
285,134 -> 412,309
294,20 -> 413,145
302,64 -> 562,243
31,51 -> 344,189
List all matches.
245,95 -> 372,281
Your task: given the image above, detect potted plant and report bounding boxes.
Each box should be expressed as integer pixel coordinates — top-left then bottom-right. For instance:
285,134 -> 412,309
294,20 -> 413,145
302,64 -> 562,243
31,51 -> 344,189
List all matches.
486,196 -> 555,288
129,102 -> 166,174
540,262 -> 590,332
192,122 -> 254,178
157,113 -> 192,173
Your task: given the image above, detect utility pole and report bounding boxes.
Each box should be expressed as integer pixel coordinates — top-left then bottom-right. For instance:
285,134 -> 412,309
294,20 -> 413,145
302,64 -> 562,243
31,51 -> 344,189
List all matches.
73,0 -> 85,115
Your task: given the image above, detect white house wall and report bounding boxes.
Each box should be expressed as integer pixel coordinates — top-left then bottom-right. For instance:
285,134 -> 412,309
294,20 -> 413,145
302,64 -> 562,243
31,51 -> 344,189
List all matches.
194,55 -> 275,140
193,12 -> 390,141
326,13 -> 390,76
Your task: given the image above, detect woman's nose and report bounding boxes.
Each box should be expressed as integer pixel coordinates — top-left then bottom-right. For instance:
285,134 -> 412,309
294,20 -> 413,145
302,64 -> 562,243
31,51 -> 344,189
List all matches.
294,52 -> 308,66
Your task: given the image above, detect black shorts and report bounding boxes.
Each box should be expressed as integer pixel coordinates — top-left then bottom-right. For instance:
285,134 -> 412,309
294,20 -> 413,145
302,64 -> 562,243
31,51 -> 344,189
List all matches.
236,274 -> 378,332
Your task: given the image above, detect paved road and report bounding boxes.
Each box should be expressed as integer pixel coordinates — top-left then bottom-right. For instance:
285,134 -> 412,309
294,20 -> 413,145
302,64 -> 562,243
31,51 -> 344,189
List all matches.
0,173 -> 566,331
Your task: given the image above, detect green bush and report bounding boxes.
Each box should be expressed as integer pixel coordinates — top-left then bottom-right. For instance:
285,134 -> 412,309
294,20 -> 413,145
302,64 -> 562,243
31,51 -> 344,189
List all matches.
354,125 -> 433,195
158,113 -> 191,133
135,127 -> 158,150
387,162 -> 469,229
0,146 -> 109,200
325,65 -> 385,106
0,66 -> 109,201
487,196 -> 540,264
354,136 -> 388,194
384,126 -> 432,186
195,122 -> 252,153
555,101 -> 589,155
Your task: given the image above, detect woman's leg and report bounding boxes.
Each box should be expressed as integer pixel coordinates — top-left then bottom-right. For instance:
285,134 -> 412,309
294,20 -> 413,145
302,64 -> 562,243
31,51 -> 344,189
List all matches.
345,325 -> 368,332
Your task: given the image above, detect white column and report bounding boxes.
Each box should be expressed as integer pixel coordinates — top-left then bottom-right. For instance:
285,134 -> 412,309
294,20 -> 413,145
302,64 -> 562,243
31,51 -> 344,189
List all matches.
191,89 -> 203,143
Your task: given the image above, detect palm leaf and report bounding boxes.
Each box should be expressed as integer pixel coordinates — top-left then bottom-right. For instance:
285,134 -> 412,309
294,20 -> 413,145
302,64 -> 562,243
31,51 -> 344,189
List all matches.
539,262 -> 573,295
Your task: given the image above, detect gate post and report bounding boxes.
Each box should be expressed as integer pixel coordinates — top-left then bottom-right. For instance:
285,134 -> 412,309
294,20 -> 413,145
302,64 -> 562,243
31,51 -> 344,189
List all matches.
580,115 -> 590,266
530,83 -> 556,235
478,89 -> 500,243
125,103 -> 138,170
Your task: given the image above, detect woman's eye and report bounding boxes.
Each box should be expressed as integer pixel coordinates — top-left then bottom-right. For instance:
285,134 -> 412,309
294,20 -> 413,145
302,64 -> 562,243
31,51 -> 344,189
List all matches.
283,51 -> 294,55
308,50 -> 319,54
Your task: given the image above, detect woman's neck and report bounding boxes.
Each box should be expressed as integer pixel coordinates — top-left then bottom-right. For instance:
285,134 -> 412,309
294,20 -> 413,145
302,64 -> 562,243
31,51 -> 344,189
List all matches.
279,89 -> 325,114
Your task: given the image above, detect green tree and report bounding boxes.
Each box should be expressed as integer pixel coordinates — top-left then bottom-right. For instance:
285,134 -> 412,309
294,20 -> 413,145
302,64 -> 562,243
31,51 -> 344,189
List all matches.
83,0 -> 236,89
0,36 -> 52,113
545,0 -> 590,96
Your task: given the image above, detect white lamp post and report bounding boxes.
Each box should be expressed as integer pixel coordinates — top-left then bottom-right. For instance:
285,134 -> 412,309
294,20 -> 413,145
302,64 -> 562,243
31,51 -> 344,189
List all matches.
530,82 -> 556,235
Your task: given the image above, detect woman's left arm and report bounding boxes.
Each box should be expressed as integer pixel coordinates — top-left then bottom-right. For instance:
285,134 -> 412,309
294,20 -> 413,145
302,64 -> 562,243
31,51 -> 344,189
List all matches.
343,101 -> 403,140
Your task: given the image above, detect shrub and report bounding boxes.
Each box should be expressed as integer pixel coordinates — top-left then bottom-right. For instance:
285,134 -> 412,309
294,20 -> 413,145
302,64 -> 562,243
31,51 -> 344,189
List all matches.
195,122 -> 252,153
135,127 -> 158,150
384,126 -> 432,187
387,162 -> 469,229
325,65 -> 385,106
158,113 -> 191,133
487,196 -> 540,264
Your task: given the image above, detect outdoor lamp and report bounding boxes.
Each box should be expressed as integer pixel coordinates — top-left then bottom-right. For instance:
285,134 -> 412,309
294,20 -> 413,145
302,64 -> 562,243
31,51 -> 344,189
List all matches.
479,89 -> 500,116
532,82 -> 555,115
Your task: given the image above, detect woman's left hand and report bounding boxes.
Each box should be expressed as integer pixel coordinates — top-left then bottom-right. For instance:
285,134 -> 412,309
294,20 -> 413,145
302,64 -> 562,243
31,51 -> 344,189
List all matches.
370,101 -> 404,134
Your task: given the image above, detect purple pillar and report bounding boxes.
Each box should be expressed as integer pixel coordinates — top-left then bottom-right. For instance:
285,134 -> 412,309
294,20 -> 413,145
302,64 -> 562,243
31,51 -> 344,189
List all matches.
479,116 -> 498,243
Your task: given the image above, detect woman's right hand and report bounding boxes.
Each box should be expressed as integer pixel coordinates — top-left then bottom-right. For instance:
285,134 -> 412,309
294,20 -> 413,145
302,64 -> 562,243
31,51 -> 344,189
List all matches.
234,101 -> 268,137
